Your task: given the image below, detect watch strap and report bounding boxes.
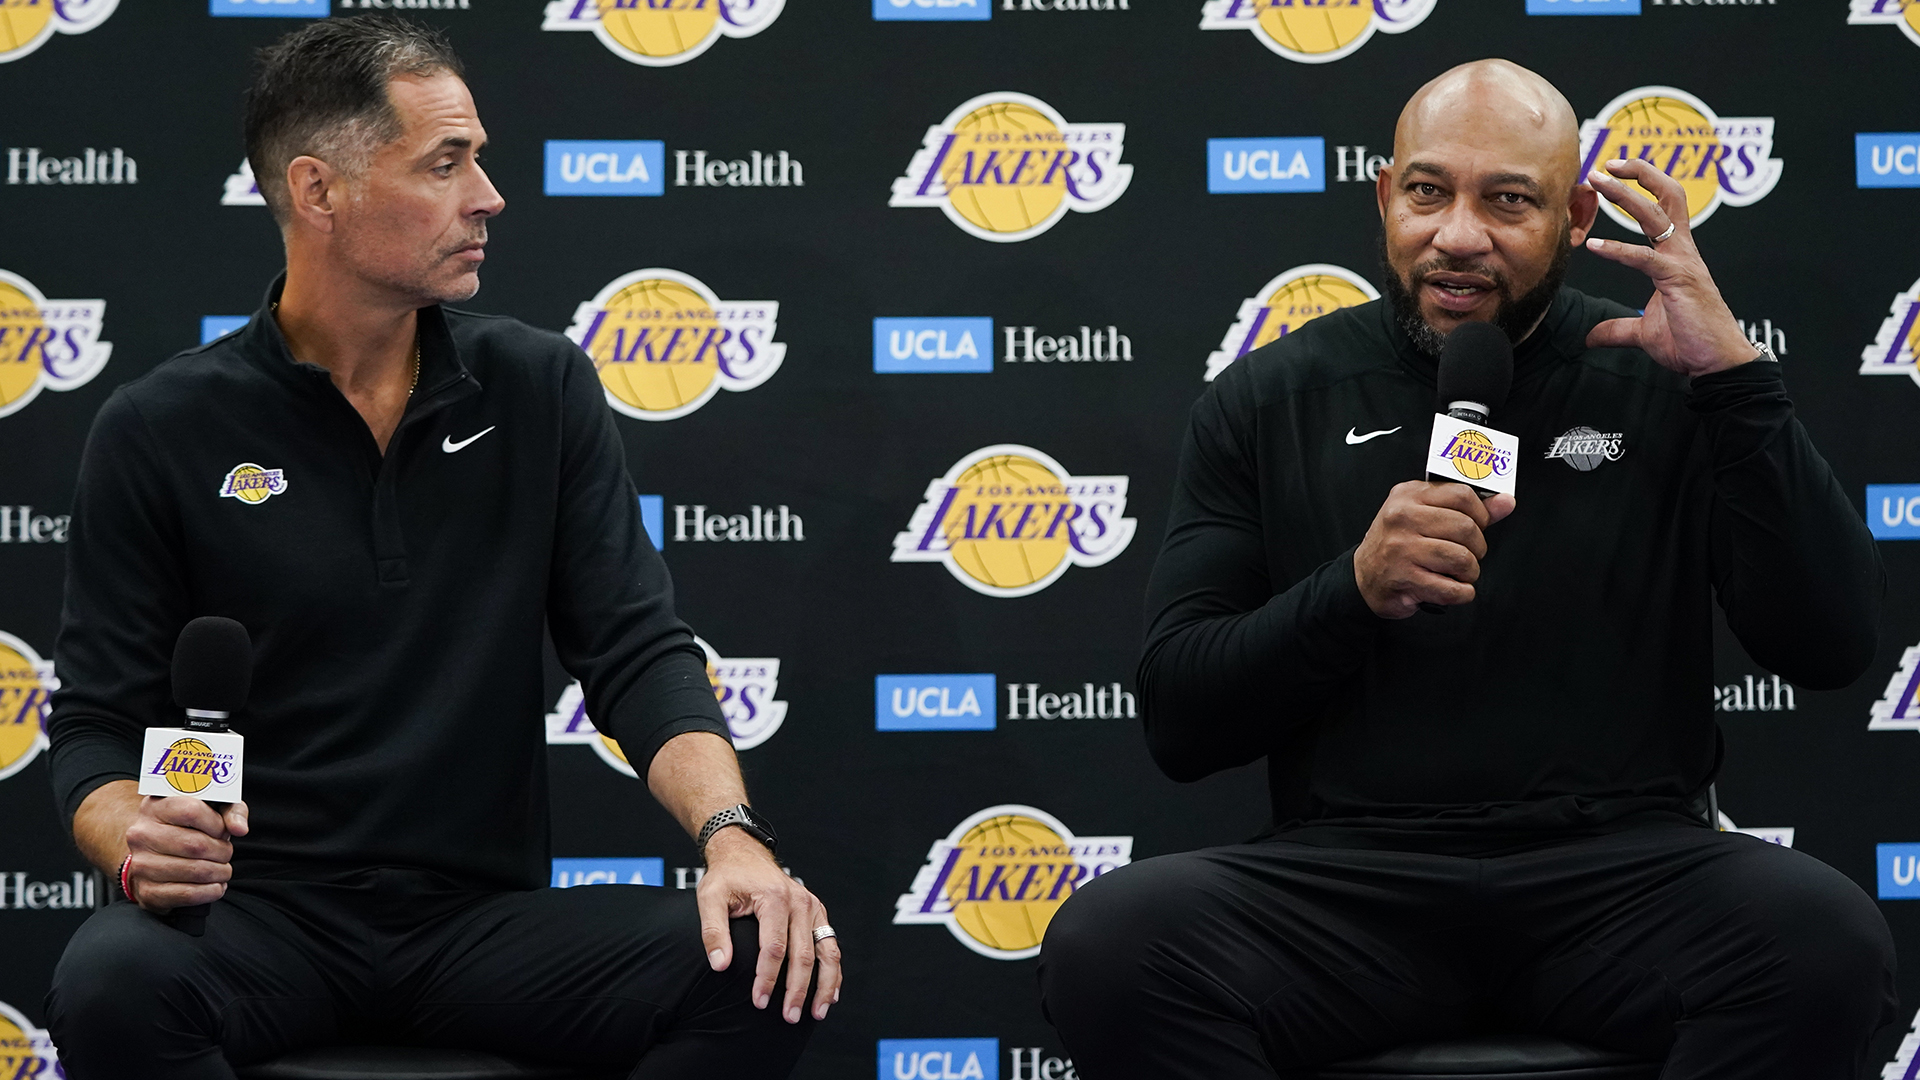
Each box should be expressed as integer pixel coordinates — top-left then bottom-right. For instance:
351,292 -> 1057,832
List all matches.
698,804 -> 776,854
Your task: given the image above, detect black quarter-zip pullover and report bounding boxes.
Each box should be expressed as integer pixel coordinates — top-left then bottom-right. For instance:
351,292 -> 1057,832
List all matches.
48,280 -> 728,890
1139,287 -> 1883,854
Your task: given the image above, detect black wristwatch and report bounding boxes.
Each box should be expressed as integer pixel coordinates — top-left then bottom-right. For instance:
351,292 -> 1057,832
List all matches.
698,804 -> 778,856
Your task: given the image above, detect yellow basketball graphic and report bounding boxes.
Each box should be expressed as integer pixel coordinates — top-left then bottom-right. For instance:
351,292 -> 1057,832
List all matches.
1447,430 -> 1496,481
937,101 -> 1068,238
0,280 -> 45,412
1906,0 -> 1920,35
161,738 -> 216,793
941,813 -> 1072,954
226,466 -> 273,504
1248,272 -> 1375,353
938,454 -> 1072,592
1256,0 -> 1374,58
0,0 -> 54,59
1600,96 -> 1722,224
586,277 -> 723,416
0,640 -> 48,778
594,0 -> 718,62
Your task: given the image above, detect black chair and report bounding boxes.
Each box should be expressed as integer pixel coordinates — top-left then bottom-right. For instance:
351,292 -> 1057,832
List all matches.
1314,1036 -> 1663,1080
235,1047 -> 622,1080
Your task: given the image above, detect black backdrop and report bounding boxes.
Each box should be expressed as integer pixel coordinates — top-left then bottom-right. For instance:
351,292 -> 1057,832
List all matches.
4,1 -> 1920,1076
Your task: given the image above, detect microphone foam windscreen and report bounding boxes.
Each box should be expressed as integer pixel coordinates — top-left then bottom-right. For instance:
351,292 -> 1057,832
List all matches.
1436,321 -> 1515,416
171,617 -> 253,713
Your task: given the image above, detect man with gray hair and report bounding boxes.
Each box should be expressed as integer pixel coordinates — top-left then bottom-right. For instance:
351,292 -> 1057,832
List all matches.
44,16 -> 837,1078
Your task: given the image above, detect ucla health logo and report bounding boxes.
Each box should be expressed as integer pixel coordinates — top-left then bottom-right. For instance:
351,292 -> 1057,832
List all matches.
880,1039 -> 999,1079
0,1000 -> 59,1077
209,0 -> 326,16
547,636 -> 787,774
1870,642 -> 1920,732
1870,485 -> 1920,540
1199,0 -> 1434,64
1856,133 -> 1920,188
893,444 -> 1134,598
874,318 -> 994,373
1207,137 -> 1324,193
1526,0 -> 1637,11
552,857 -> 665,887
0,631 -> 56,784
1206,264 -> 1376,381
1860,275 -> 1920,386
876,674 -> 996,731
891,93 -> 1131,243
542,0 -> 783,66
545,141 -> 663,196
1851,0 -> 1920,47
895,805 -> 1131,959
1577,87 -> 1781,233
0,0 -> 114,63
0,268 -> 111,417
564,269 -> 783,421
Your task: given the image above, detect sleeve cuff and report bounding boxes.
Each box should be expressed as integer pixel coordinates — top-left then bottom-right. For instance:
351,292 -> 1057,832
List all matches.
1687,357 -> 1786,414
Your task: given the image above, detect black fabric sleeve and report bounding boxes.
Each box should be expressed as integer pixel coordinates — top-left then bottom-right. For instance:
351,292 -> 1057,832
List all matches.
1691,361 -> 1884,690
47,391 -> 191,826
1137,373 -> 1380,783
544,348 -> 731,779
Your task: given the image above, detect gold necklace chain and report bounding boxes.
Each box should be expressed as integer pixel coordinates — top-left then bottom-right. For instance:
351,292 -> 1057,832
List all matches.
272,301 -> 420,397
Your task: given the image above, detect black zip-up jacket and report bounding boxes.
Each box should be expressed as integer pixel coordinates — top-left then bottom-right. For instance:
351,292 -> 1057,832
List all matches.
1140,287 -> 1883,855
48,280 -> 729,890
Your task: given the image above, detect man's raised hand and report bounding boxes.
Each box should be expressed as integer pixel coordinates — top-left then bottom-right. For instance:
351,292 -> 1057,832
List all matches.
1355,482 -> 1516,619
1582,158 -> 1759,377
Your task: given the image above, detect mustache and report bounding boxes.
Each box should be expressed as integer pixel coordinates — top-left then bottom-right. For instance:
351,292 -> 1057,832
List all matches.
1408,257 -> 1511,295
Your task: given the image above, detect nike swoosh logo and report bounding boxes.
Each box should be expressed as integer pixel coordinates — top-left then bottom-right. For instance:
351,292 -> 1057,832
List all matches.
1345,426 -> 1401,445
442,426 -> 496,453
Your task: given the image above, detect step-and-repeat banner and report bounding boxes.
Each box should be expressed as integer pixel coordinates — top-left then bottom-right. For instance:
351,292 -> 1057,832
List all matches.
4,1 -> 1920,1076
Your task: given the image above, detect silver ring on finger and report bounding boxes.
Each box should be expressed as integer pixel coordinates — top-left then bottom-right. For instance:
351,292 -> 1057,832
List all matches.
812,925 -> 836,942
1650,222 -> 1677,244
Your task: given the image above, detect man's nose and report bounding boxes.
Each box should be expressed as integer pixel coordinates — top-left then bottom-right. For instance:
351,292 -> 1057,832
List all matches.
1430,200 -> 1493,259
470,163 -> 506,218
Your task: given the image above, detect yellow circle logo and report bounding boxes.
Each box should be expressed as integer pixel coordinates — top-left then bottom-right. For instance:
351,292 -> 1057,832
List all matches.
890,93 -> 1133,243
540,0 -> 785,67
894,805 -> 1133,960
565,269 -> 785,422
0,0 -> 113,65
158,738 -> 216,793
1578,87 -> 1781,233
1847,1 -> 1920,49
1198,0 -> 1435,64
218,463 -> 289,505
1445,430 -> 1496,481
0,278 -> 44,411
1206,263 -> 1379,380
0,268 -> 111,417
0,633 -> 53,783
892,445 -> 1136,598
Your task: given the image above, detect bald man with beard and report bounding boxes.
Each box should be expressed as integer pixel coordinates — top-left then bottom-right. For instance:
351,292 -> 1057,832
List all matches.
1037,61 -> 1896,1079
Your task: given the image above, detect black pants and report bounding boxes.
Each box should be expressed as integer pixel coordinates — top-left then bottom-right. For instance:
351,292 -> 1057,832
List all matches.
1037,824 -> 1897,1079
45,868 -> 813,1080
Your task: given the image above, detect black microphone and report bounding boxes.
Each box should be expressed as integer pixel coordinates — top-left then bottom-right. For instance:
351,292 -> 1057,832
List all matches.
1434,320 -> 1513,427
1418,323 -> 1519,614
149,617 -> 252,937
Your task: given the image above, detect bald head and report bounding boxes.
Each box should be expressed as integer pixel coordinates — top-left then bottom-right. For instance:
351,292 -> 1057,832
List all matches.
1395,59 -> 1581,197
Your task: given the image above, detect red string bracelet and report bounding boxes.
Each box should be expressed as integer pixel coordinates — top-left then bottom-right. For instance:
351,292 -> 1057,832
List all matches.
119,853 -> 135,904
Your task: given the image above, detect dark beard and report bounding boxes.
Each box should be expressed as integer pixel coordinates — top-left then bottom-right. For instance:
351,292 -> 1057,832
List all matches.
1379,224 -> 1571,357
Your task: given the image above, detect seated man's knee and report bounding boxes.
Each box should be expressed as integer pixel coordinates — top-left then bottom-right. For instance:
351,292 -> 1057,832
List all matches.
1040,856 -> 1195,1017
48,906 -> 198,1035
1713,842 -> 1896,1020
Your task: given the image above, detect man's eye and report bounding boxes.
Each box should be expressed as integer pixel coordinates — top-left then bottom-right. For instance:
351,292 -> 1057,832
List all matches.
1413,183 -> 1441,197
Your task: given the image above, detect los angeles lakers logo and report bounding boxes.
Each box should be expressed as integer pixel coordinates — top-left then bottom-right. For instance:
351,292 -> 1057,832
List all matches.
1869,642 -> 1920,731
1205,263 -> 1378,381
219,463 -> 288,505
547,636 -> 788,774
0,999 -> 60,1078
892,444 -> 1135,598
541,0 -> 784,67
1850,0 -> 1920,47
148,738 -> 234,794
564,269 -> 784,422
0,631 -> 56,784
1861,275 -> 1920,388
223,159 -> 265,207
894,805 -> 1132,960
1439,430 -> 1506,481
890,93 -> 1132,243
0,267 -> 110,418
0,0 -> 115,64
1577,87 -> 1781,233
1198,0 -> 1435,64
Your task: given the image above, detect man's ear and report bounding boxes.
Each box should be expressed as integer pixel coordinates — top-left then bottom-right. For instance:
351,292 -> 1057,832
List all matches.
1375,162 -> 1393,221
1568,181 -> 1600,247
285,155 -> 340,235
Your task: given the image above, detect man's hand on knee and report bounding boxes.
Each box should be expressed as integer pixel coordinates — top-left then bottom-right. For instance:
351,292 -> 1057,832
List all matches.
123,796 -> 249,912
695,829 -> 842,1025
